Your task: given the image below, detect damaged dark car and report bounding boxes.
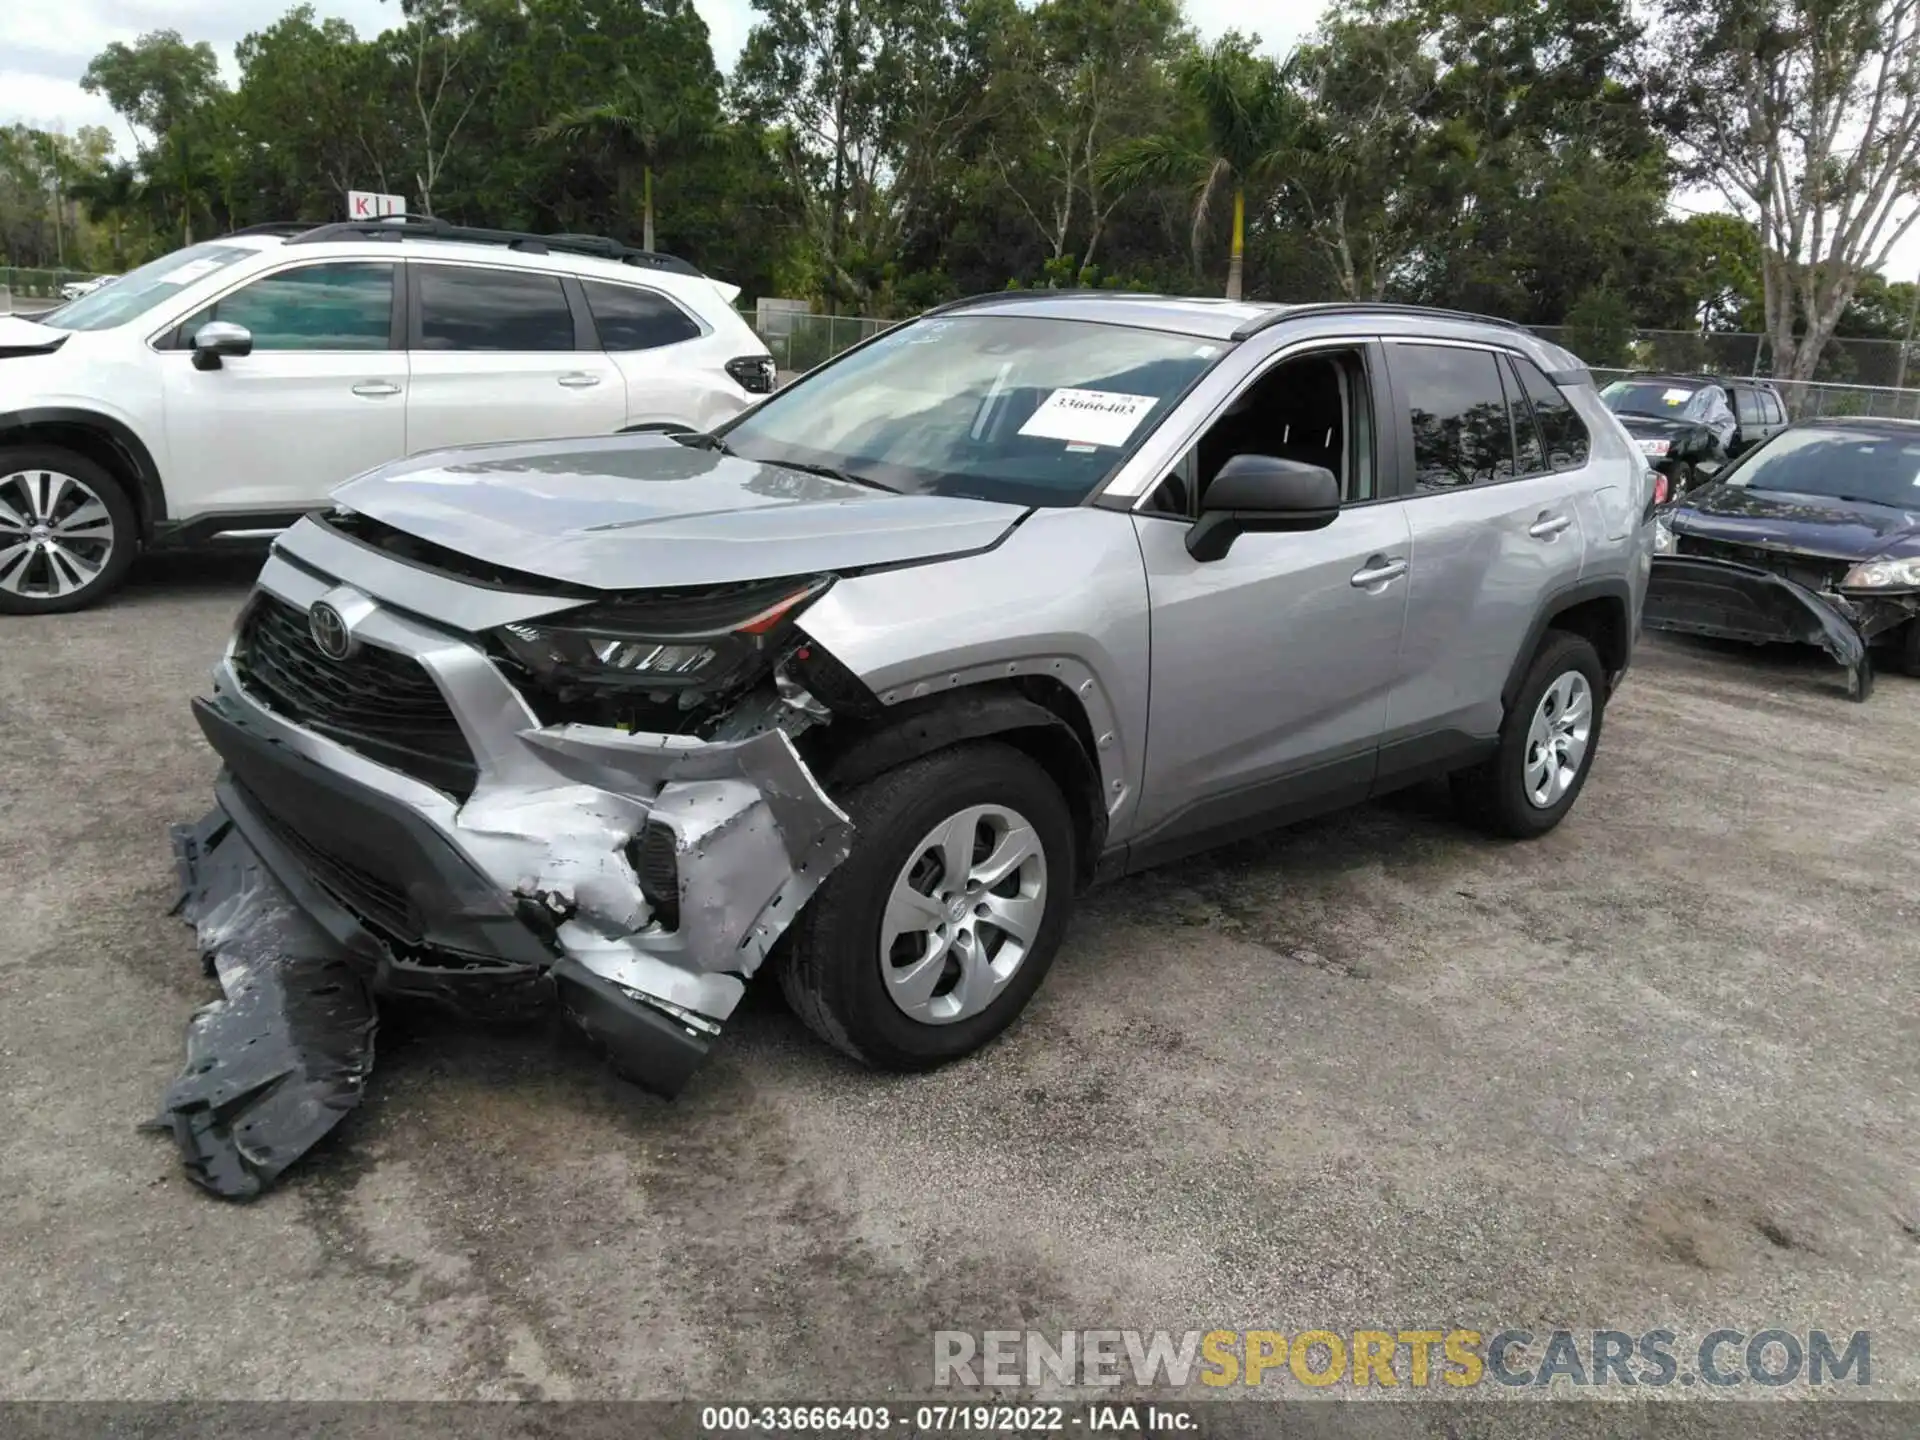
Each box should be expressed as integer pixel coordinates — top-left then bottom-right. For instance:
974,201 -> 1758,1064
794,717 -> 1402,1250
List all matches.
159,295 -> 1651,1197
1646,418 -> 1920,700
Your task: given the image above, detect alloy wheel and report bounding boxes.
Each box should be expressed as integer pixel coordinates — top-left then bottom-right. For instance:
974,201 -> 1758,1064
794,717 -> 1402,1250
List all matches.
0,468 -> 118,600
879,803 -> 1048,1025
1523,671 -> 1593,809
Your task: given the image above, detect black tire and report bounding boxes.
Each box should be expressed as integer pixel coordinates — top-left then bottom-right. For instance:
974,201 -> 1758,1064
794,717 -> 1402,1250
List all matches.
1670,460 -> 1696,495
1897,619 -> 1920,679
1451,630 -> 1608,839
778,741 -> 1078,1070
0,444 -> 139,614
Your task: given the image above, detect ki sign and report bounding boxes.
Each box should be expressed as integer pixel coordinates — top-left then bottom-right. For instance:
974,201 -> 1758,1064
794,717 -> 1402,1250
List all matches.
347,190 -> 407,219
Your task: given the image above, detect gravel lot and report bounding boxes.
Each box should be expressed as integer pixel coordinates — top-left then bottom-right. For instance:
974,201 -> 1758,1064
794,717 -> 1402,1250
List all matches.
1,553 -> 1915,1401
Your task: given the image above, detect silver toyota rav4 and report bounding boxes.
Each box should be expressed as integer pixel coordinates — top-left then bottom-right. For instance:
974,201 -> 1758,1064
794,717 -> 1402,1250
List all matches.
163,295 -> 1652,1196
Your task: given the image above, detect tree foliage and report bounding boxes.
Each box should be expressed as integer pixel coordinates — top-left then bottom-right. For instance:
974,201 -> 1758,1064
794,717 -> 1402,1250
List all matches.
0,0 -> 1908,384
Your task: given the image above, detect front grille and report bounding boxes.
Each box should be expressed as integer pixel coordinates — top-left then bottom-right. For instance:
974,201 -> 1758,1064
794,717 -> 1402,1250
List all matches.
245,785 -> 422,942
233,593 -> 479,800
1674,536 -> 1850,593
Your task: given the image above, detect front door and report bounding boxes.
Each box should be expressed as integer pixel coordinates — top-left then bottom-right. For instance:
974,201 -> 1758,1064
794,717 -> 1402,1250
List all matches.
1132,344 -> 1410,851
160,260 -> 407,517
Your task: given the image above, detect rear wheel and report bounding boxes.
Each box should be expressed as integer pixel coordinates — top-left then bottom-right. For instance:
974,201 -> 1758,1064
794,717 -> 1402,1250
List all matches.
1452,631 -> 1607,839
0,446 -> 138,614
778,741 -> 1077,1070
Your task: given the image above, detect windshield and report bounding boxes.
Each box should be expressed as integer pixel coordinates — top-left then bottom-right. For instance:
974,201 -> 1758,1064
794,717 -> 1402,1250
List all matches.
1724,427 -> 1920,507
1602,379 -> 1706,417
39,244 -> 255,332
717,314 -> 1224,506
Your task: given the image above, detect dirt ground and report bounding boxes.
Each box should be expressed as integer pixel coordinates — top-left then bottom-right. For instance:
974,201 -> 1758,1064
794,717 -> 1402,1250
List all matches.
1,552 -> 1915,1401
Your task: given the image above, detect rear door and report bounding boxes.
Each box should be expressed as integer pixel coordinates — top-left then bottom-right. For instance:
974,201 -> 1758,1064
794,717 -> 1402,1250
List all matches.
159,259 -> 407,516
577,278 -> 717,429
1731,386 -> 1767,455
404,262 -> 625,453
1381,341 -> 1589,756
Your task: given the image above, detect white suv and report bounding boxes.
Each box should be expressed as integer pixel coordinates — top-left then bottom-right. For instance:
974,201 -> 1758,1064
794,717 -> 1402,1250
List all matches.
0,218 -> 775,613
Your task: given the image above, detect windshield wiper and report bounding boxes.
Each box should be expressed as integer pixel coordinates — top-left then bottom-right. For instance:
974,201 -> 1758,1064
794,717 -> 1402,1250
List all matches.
768,457 -> 896,493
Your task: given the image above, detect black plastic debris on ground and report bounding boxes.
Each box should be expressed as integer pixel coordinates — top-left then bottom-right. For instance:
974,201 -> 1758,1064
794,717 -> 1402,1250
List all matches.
152,811 -> 377,1201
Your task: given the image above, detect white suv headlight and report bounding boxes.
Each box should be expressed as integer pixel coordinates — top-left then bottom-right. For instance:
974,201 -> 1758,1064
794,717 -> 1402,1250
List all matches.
1840,557 -> 1920,590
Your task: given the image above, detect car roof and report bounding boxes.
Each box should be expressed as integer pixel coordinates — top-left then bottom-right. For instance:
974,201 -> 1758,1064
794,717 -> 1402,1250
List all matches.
218,223 -> 725,301
1795,416 -> 1920,436
917,292 -> 1588,373
1624,371 -> 1774,390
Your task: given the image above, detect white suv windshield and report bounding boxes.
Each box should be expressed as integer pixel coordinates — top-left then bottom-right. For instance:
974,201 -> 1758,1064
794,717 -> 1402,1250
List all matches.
718,314 -> 1223,506
39,244 -> 256,332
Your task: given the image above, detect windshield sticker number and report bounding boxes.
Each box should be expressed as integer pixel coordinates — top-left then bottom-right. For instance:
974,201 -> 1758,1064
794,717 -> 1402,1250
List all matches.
157,257 -> 229,287
1018,388 -> 1159,448
1661,388 -> 1692,404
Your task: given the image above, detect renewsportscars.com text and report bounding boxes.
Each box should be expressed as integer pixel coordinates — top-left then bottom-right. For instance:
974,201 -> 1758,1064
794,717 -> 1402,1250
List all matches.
932,1328 -> 1871,1389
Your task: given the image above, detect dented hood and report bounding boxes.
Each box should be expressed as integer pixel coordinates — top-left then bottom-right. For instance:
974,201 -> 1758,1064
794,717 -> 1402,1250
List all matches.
330,432 -> 1028,588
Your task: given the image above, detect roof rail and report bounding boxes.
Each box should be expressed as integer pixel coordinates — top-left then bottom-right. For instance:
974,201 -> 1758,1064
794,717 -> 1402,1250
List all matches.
224,222 -> 322,239
282,216 -> 704,277
1230,302 -> 1531,341
920,288 -> 1190,318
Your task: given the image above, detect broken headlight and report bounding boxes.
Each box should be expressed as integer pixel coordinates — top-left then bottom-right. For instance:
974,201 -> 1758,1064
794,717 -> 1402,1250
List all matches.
1653,516 -> 1676,554
1840,557 -> 1920,591
492,577 -> 831,694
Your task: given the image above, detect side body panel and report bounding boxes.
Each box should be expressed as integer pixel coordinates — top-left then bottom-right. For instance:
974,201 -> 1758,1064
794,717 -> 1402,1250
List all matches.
794,506 -> 1153,842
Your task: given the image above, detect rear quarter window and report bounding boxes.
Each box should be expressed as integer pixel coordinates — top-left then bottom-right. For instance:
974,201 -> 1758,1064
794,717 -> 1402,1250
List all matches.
1512,356 -> 1590,471
582,280 -> 703,351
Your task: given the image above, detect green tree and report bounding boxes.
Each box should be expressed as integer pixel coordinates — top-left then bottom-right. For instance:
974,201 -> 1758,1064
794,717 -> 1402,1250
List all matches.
1651,0 -> 1920,382
1098,36 -> 1294,300
538,63 -> 721,252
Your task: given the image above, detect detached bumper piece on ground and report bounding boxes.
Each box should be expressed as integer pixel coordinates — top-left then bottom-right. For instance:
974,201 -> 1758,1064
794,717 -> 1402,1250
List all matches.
1644,556 -> 1876,702
157,809 -> 378,1200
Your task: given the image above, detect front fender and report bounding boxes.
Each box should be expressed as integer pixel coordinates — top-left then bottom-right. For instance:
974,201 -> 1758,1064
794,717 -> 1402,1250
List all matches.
795,507 -> 1152,841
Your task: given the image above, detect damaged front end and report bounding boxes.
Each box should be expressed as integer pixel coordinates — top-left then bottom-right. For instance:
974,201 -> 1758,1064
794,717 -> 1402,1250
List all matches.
158,517 -> 862,1198
1643,554 -> 1881,701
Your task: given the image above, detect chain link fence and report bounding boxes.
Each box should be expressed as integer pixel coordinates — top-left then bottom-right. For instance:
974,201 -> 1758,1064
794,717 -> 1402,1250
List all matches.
748,309 -> 891,374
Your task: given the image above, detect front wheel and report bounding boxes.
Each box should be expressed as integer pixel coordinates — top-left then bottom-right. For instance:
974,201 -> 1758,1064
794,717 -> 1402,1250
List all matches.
778,741 -> 1077,1070
0,446 -> 138,614
1452,631 -> 1607,839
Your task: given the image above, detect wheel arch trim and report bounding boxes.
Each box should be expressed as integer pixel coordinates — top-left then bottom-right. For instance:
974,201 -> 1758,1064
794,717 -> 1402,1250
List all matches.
0,406 -> 166,537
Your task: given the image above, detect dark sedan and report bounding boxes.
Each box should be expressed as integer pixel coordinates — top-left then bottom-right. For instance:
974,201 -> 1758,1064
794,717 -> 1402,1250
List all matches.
1646,418 -> 1920,700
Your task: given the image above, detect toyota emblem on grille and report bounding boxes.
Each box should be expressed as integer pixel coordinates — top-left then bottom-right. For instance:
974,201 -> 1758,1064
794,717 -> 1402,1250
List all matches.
308,601 -> 357,661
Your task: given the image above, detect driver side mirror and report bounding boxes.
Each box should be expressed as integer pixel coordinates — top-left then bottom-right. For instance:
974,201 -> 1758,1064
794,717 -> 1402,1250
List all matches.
191,320 -> 253,371
1185,453 -> 1341,561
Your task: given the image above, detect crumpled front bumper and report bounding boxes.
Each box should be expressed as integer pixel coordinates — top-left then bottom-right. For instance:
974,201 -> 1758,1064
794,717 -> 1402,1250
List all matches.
156,548 -> 855,1198
1643,555 -> 1874,701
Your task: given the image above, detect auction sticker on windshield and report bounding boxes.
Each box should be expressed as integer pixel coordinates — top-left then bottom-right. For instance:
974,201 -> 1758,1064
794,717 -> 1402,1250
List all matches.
1019,388 -> 1159,447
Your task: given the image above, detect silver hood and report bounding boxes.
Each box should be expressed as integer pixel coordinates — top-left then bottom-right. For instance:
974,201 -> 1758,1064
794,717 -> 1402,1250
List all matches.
329,433 -> 1028,589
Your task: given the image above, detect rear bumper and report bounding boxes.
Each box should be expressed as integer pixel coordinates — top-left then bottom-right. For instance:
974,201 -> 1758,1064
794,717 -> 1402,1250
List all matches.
1644,556 -> 1874,700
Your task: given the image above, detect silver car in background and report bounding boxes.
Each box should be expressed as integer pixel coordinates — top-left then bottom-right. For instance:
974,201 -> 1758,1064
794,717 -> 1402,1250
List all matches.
161,294 -> 1652,1197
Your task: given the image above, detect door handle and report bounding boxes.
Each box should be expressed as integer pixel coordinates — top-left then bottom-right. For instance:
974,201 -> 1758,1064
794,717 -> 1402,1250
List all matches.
1350,557 -> 1408,588
1529,513 -> 1572,539
351,380 -> 401,398
557,372 -> 603,389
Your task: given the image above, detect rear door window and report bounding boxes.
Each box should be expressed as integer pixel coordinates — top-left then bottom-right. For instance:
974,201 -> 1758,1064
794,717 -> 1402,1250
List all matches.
1511,356 -> 1591,471
582,280 -> 702,351
1394,344 -> 1517,490
1734,388 -> 1765,429
416,265 -> 575,351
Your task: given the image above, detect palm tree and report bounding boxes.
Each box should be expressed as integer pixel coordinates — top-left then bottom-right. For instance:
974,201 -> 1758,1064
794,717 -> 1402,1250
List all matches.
1099,39 -> 1296,300
537,65 -> 718,252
